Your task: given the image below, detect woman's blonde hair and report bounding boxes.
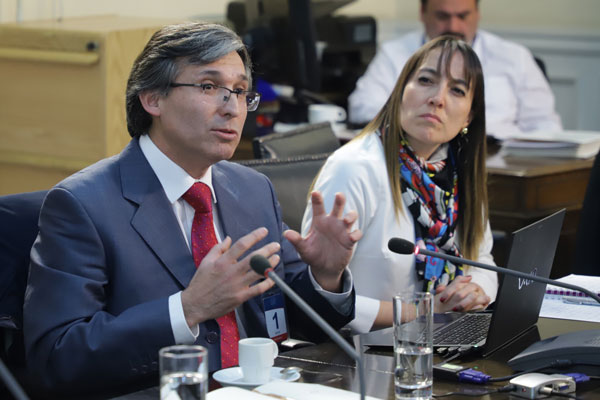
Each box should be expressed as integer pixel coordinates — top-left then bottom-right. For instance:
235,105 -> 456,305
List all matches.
355,35 -> 488,260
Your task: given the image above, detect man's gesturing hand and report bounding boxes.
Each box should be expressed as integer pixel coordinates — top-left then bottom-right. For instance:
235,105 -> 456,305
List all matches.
181,227 -> 280,327
284,192 -> 362,292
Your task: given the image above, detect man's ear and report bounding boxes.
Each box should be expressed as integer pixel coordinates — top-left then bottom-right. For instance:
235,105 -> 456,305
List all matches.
139,90 -> 161,117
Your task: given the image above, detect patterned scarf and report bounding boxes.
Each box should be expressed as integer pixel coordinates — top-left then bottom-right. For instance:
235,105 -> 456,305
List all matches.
398,140 -> 464,291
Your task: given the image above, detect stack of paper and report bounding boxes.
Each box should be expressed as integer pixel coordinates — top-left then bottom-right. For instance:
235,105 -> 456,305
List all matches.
502,130 -> 600,159
208,382 -> 383,399
545,274 -> 600,301
208,387 -> 268,399
540,274 -> 600,322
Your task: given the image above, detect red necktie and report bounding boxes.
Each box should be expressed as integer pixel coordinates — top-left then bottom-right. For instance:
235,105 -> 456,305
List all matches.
183,182 -> 240,368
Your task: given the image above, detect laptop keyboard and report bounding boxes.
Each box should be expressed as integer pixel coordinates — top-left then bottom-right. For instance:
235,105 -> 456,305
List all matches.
434,313 -> 491,346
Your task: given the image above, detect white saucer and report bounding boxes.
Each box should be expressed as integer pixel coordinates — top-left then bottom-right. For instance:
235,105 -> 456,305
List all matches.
213,366 -> 300,389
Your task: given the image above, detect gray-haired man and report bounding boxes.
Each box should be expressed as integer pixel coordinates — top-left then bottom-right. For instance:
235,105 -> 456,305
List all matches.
24,22 -> 360,397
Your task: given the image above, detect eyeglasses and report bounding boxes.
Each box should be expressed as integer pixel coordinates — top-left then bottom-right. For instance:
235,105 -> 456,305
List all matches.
169,83 -> 261,112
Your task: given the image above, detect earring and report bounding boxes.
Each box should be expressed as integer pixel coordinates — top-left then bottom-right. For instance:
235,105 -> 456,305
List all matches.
460,127 -> 468,136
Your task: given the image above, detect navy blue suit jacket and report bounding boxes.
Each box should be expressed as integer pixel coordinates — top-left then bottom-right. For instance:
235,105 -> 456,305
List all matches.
23,138 -> 353,396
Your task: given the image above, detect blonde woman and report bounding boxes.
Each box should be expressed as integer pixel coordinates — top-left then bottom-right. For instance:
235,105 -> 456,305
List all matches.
302,36 -> 498,333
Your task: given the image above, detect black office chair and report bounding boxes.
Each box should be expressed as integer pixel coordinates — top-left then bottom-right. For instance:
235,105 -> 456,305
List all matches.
0,190 -> 47,398
237,154 -> 331,351
572,151 -> 600,275
237,153 -> 330,232
252,122 -> 340,159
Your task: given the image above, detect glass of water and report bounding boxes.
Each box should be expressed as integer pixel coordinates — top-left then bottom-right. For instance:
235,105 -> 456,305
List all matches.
393,292 -> 433,400
159,345 -> 208,400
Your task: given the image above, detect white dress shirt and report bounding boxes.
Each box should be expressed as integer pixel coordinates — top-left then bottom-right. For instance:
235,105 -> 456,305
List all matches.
348,30 -> 562,139
301,133 -> 499,334
139,134 -> 353,344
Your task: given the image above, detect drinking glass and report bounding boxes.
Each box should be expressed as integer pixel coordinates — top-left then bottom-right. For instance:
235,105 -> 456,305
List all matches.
393,292 -> 433,400
159,345 -> 208,400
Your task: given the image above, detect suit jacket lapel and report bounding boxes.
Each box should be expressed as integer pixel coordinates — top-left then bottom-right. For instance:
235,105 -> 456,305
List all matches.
212,164 -> 246,242
119,139 -> 196,288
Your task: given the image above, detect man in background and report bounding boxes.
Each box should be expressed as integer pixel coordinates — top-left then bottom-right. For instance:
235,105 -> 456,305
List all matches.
348,0 -> 562,139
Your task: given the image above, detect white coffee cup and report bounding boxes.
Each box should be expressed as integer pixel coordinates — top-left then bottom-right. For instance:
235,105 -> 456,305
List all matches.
308,104 -> 347,124
238,337 -> 278,383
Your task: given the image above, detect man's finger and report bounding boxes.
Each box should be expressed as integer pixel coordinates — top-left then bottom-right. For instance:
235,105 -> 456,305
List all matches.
267,253 -> 280,268
197,236 -> 232,267
343,210 -> 359,227
329,192 -> 346,219
310,191 -> 326,218
348,229 -> 363,243
283,229 -> 302,247
244,278 -> 275,300
224,227 -> 270,261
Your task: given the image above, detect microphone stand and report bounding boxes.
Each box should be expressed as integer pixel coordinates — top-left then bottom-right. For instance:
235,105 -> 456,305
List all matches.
388,238 -> 600,373
267,270 -> 366,400
415,247 -> 600,304
251,256 -> 366,400
0,358 -> 29,400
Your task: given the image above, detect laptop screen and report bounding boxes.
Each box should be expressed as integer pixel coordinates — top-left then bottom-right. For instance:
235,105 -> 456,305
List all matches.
483,209 -> 566,356
359,209 -> 566,351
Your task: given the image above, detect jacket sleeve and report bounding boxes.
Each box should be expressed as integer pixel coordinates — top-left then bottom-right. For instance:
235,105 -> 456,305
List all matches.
261,175 -> 355,342
24,187 -> 174,395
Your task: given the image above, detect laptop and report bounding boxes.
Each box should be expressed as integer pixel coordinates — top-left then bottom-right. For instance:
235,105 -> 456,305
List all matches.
361,208 -> 566,357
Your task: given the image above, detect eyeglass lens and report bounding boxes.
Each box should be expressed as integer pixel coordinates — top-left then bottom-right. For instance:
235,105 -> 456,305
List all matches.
217,87 -> 260,111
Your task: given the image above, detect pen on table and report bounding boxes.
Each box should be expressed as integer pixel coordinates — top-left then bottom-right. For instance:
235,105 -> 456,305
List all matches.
561,295 -> 600,307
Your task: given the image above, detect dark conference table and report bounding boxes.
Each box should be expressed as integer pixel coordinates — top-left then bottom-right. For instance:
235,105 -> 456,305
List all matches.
114,139 -> 597,399
114,317 -> 600,399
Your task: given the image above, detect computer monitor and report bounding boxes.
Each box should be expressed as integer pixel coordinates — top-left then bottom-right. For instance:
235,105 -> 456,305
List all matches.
230,0 -> 322,94
227,0 -> 375,122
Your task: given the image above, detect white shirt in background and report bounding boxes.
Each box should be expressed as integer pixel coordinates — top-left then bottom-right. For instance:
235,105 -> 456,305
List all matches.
348,30 -> 562,140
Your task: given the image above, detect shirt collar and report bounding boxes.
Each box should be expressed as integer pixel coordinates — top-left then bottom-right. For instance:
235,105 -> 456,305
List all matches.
139,134 -> 216,204
429,143 -> 449,162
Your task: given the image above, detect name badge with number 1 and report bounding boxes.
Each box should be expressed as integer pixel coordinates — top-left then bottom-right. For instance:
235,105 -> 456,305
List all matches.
263,293 -> 288,342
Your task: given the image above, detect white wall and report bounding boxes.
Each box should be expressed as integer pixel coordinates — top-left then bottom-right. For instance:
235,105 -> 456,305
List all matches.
0,0 -> 222,22
2,0 -> 599,130
1,0 -> 599,30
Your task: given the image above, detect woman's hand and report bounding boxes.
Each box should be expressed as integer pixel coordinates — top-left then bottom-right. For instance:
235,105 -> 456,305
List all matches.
433,275 -> 491,313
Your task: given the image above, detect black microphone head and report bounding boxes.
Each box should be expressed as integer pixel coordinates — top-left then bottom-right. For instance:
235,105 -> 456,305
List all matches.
250,254 -> 271,276
388,238 -> 416,255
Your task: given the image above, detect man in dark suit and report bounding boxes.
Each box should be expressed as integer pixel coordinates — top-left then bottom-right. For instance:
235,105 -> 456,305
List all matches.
23,22 -> 361,397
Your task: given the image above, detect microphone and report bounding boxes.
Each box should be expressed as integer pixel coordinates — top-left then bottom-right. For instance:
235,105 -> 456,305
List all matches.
250,255 -> 366,400
387,237 -> 600,304
0,358 -> 29,400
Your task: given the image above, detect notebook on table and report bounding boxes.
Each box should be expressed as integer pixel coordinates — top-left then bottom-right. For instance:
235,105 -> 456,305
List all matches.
544,274 -> 600,306
361,209 -> 566,357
